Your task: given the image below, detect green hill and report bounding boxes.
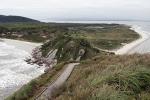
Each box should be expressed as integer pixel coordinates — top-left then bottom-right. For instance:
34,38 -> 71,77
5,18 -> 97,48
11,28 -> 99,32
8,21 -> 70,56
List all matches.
0,15 -> 39,23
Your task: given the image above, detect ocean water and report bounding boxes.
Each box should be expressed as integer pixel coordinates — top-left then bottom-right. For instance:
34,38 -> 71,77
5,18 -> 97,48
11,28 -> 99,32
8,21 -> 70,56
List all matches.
0,41 -> 44,99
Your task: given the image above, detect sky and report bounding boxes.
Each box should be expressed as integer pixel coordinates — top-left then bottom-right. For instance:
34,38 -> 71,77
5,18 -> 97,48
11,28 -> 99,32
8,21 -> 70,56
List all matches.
0,0 -> 150,22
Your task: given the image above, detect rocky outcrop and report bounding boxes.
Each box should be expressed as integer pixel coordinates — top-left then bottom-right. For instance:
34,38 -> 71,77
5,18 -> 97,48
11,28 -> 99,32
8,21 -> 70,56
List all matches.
26,47 -> 58,72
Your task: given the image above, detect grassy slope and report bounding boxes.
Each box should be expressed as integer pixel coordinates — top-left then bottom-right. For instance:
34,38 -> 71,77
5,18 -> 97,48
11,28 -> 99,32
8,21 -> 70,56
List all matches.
55,54 -> 150,100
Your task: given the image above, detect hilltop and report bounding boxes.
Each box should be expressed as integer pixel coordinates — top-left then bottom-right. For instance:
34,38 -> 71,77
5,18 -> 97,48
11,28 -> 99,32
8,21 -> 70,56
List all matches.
0,15 -> 39,23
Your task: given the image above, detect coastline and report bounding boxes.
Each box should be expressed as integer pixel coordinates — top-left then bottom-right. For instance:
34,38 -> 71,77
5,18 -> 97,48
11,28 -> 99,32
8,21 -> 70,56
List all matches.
0,38 -> 44,99
115,25 -> 150,55
0,38 -> 42,53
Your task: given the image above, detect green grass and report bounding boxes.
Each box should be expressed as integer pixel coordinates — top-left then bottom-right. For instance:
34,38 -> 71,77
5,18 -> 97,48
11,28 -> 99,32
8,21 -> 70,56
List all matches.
55,54 -> 150,100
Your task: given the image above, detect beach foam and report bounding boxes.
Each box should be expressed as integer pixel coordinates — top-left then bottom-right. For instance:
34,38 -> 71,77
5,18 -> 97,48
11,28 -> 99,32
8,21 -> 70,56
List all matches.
0,39 -> 45,99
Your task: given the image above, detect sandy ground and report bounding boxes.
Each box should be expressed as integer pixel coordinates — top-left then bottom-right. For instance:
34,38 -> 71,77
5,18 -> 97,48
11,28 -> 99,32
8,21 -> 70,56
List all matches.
115,25 -> 150,55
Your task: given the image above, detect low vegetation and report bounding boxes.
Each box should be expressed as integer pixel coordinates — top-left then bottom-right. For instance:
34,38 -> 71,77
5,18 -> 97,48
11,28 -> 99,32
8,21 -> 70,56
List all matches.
55,54 -> 150,100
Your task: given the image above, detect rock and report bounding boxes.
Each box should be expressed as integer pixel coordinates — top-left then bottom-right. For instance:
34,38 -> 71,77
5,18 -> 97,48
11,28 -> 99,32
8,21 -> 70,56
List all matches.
78,49 -> 85,56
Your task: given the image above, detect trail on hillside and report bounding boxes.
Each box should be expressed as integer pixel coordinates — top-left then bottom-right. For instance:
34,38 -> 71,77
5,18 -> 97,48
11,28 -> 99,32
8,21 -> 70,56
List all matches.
36,63 -> 79,100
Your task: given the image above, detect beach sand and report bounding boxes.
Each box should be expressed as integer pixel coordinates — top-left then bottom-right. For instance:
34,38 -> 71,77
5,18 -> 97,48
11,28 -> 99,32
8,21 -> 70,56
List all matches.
115,25 -> 150,55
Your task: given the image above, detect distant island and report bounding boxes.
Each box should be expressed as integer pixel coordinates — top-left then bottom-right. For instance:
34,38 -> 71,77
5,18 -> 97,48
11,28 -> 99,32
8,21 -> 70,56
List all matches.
0,15 -> 39,23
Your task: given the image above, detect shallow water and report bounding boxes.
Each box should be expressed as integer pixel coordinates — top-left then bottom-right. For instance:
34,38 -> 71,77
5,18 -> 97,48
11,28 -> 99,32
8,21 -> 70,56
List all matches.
0,41 -> 44,99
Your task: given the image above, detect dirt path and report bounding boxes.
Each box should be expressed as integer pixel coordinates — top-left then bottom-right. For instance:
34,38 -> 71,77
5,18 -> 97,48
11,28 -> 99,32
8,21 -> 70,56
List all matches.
36,63 -> 79,100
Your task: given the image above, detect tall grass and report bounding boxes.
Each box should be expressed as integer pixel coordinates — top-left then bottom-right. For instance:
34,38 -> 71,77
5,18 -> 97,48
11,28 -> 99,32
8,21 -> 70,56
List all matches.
55,54 -> 150,100
106,68 -> 150,94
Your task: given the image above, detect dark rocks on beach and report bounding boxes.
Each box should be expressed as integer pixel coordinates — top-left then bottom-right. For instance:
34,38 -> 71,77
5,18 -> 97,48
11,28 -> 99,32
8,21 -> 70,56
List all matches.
25,47 -> 58,73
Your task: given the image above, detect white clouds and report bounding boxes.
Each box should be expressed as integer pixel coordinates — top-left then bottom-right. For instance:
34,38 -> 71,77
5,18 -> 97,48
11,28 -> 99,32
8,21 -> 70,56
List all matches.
0,0 -> 150,21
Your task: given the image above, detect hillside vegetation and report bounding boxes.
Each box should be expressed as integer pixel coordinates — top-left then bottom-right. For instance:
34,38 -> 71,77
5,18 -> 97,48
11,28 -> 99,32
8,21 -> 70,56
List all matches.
55,54 -> 150,100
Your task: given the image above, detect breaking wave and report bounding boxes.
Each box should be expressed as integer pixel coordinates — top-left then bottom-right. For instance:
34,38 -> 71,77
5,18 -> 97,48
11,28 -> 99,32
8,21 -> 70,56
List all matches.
0,41 -> 45,99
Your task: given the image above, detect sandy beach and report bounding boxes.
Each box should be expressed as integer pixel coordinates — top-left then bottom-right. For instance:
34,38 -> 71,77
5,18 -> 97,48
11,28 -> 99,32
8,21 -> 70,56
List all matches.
0,39 -> 42,53
0,39 -> 44,99
115,25 -> 150,55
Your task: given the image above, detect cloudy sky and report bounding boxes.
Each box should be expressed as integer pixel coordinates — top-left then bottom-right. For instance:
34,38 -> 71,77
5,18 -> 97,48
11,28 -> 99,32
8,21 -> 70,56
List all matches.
0,0 -> 150,21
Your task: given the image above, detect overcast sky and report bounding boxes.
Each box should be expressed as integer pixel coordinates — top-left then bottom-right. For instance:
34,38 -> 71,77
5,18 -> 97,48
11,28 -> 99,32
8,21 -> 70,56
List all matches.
0,0 -> 150,21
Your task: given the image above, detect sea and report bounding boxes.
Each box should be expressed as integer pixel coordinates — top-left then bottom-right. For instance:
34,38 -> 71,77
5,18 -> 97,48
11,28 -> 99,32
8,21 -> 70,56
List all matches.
0,40 -> 44,99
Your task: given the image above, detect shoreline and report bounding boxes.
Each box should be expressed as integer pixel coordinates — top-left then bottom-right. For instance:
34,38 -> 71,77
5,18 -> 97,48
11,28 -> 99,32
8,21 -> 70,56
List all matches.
0,38 -> 42,53
0,38 -> 44,99
115,25 -> 150,55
